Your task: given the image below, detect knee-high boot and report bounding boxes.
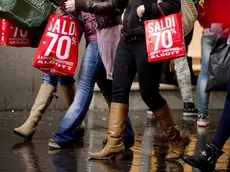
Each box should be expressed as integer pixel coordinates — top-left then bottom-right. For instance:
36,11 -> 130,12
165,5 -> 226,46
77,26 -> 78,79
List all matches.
153,105 -> 190,159
89,103 -> 128,160
14,83 -> 56,140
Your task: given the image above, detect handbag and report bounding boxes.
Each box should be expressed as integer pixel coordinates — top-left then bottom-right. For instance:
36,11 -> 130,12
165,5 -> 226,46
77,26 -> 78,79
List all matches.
158,0 -> 198,36
206,32 -> 230,92
33,15 -> 80,76
0,0 -> 52,29
144,5 -> 186,63
181,0 -> 198,36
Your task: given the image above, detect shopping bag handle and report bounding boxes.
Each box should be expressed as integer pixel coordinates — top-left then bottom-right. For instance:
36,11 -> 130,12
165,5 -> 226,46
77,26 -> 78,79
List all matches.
49,0 -> 83,21
157,3 -> 165,17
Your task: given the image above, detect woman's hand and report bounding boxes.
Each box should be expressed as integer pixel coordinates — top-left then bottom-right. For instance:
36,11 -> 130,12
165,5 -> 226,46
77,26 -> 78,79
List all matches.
56,7 -> 65,16
65,0 -> 76,12
136,5 -> 145,18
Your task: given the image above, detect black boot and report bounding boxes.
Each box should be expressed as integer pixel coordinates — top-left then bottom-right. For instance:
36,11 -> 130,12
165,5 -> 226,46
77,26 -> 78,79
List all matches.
182,143 -> 223,172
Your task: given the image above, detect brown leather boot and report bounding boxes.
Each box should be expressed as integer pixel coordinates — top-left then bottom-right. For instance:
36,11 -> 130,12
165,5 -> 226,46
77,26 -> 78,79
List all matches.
89,103 -> 128,160
60,84 -> 76,108
14,83 -> 57,140
153,105 -> 190,160
60,84 -> 86,130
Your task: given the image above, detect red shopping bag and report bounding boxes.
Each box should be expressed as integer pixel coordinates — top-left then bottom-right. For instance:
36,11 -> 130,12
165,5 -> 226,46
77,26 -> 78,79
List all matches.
0,19 -> 31,47
33,15 -> 80,76
144,13 -> 185,63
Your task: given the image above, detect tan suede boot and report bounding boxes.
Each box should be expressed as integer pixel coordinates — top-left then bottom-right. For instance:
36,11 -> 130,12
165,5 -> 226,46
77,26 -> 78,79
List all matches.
89,103 -> 128,160
14,83 -> 56,140
60,84 -> 76,108
152,105 -> 190,160
60,84 -> 86,130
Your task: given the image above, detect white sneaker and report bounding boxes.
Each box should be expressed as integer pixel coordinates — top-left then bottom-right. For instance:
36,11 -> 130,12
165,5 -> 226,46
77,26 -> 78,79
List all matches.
147,109 -> 153,115
197,115 -> 209,127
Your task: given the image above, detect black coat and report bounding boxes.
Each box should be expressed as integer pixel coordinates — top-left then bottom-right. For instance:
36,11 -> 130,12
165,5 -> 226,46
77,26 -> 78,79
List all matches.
75,0 -> 123,30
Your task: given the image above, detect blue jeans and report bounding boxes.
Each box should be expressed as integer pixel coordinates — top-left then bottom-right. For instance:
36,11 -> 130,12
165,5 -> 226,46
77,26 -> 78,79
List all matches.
52,41 -> 134,148
42,74 -> 75,87
196,30 -> 218,116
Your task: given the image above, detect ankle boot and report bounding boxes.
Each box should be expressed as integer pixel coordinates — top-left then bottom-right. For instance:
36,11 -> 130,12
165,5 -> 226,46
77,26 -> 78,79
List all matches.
14,83 -> 56,140
182,143 -> 224,172
60,84 -> 86,131
89,103 -> 128,160
152,105 -> 190,160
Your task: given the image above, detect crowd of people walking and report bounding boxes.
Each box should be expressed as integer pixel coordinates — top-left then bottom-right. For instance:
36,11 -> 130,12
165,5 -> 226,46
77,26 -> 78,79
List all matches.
2,0 -> 230,171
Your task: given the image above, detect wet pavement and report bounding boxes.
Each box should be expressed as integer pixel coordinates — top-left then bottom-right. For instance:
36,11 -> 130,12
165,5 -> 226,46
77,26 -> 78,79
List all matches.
0,110 -> 230,172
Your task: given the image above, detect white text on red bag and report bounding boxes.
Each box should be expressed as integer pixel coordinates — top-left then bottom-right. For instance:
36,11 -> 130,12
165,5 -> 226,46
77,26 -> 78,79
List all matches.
33,15 -> 80,76
145,13 -> 185,62
0,19 -> 31,47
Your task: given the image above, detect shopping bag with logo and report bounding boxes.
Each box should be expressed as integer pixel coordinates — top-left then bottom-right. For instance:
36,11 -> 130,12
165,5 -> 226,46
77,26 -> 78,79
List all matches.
144,5 -> 186,63
33,15 -> 80,76
0,0 -> 52,29
0,19 -> 31,47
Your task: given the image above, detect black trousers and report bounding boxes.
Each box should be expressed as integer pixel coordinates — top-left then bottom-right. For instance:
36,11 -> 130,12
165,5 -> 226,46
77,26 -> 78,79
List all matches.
112,38 -> 167,111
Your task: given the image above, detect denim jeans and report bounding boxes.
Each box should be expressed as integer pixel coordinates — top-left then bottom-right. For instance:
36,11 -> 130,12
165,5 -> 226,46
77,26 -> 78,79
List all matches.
42,74 -> 75,87
196,30 -> 218,116
52,41 -> 134,147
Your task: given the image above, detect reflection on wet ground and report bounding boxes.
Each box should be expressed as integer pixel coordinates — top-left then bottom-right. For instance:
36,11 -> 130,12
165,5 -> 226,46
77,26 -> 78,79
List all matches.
0,110 -> 229,172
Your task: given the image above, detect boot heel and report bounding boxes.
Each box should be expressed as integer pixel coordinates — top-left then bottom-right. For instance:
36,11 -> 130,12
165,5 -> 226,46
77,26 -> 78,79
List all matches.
26,132 -> 35,141
13,130 -> 35,141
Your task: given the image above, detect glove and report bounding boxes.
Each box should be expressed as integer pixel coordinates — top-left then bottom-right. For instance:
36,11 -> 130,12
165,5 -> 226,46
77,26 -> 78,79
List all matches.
136,5 -> 145,18
65,0 -> 76,12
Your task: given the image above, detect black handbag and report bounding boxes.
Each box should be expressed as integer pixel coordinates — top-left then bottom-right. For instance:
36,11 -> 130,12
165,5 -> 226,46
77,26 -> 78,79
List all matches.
206,32 -> 230,92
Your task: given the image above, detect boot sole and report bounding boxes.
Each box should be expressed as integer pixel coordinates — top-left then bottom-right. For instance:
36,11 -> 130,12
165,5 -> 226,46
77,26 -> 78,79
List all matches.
89,154 -> 117,161
182,158 -> 208,172
89,150 -> 125,161
166,135 -> 191,161
13,130 -> 34,141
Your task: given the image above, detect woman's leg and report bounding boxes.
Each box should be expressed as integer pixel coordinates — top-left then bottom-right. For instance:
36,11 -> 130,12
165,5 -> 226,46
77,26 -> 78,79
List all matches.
89,39 -> 137,159
173,56 -> 198,116
182,80 -> 230,171
96,62 -> 135,149
132,40 -> 189,160
211,81 -> 230,150
59,76 -> 76,108
196,30 -> 217,127
14,74 -> 58,140
50,41 -> 101,147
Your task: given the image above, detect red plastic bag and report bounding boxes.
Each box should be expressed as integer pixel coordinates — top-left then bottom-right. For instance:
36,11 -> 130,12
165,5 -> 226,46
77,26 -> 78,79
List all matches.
33,15 -> 80,76
144,13 -> 185,63
0,19 -> 31,47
